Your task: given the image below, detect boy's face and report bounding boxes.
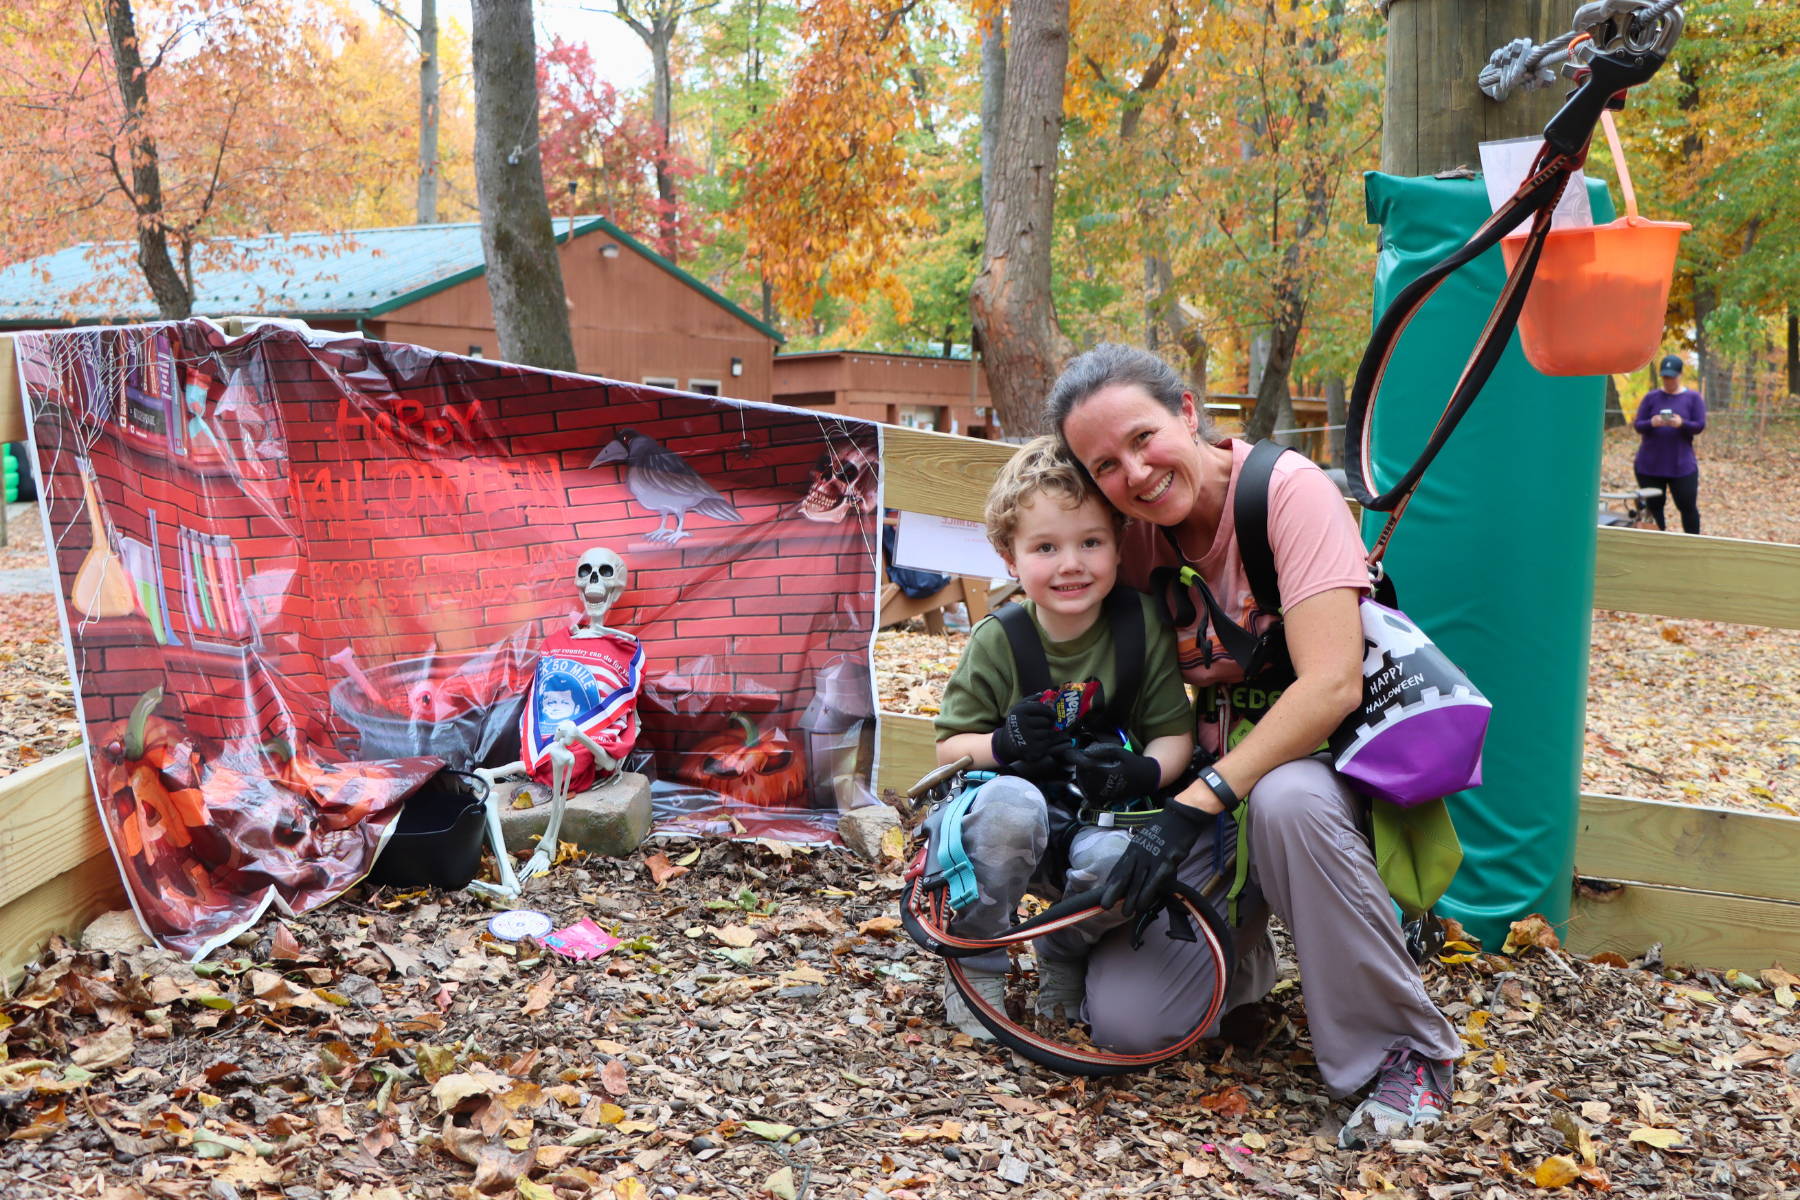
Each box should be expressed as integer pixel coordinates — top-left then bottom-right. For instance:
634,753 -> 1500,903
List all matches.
1001,493 -> 1120,626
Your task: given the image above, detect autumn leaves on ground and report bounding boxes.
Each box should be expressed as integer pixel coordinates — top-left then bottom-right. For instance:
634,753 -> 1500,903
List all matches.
4,836 -> 1800,1200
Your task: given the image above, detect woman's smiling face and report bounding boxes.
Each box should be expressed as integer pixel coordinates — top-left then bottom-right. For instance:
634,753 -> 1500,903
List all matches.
1060,383 -> 1203,527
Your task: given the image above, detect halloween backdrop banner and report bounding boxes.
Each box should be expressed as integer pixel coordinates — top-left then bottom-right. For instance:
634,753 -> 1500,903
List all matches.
17,321 -> 882,958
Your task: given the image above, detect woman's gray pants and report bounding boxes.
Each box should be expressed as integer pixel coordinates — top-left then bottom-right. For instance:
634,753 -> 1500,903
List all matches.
947,759 -> 1461,1097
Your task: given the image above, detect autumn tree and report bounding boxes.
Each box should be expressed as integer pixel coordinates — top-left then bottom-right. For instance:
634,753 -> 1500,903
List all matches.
471,0 -> 577,370
0,0 -> 405,318
730,0 -> 936,339
538,35 -> 699,257
612,0 -> 720,260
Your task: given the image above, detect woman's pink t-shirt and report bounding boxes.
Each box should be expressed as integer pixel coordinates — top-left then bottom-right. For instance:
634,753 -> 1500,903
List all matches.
1117,439 -> 1368,753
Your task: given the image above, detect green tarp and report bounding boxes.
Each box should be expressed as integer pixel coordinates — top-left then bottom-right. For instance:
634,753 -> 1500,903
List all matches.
1361,172 -> 1615,950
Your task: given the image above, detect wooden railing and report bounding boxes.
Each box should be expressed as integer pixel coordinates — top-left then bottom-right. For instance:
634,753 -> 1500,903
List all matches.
874,427 -> 1800,972
3,357 -> 1797,980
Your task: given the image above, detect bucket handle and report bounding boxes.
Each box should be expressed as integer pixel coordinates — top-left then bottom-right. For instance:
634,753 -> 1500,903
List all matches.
1600,109 -> 1638,221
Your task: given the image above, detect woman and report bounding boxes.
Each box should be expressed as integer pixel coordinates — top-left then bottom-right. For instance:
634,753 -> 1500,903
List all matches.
1050,344 -> 1460,1149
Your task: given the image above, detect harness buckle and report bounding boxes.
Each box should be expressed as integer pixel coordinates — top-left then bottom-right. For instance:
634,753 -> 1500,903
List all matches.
1096,811 -> 1115,828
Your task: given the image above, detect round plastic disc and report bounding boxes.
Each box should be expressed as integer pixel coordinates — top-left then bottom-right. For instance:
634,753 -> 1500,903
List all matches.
488,909 -> 554,941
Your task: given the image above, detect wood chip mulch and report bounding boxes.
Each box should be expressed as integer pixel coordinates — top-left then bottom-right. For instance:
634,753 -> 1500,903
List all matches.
2,841 -> 1798,1200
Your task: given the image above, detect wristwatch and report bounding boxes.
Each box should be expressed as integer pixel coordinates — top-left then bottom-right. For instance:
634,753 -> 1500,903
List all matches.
1199,766 -> 1240,811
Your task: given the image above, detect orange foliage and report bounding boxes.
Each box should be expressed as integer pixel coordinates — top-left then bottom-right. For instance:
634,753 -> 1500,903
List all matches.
0,0 -> 413,315
729,0 -> 938,332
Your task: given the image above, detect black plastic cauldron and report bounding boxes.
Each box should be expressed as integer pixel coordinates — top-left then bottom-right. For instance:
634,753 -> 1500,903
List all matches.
367,769 -> 489,890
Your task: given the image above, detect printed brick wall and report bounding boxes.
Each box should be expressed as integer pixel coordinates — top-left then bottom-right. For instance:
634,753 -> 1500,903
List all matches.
22,323 -> 879,789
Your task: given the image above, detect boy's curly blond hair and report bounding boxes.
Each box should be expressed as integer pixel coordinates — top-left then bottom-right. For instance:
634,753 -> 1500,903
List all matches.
984,434 -> 1126,560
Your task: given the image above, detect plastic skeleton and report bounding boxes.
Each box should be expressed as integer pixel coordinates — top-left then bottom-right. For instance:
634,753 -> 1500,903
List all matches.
471,549 -> 635,899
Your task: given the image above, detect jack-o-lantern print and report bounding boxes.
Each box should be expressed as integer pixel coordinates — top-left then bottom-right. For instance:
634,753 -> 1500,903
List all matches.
679,713 -> 807,808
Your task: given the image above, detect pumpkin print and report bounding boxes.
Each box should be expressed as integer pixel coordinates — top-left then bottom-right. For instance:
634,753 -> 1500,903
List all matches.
679,713 -> 807,809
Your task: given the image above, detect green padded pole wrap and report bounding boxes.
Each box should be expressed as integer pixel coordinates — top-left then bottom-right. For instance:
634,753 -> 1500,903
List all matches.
1361,173 -> 1614,950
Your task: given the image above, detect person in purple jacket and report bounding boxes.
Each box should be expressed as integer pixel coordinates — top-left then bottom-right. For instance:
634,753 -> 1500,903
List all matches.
1633,354 -> 1707,534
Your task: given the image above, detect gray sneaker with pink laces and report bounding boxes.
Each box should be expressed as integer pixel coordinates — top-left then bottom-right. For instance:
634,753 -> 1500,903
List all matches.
1338,1048 -> 1453,1149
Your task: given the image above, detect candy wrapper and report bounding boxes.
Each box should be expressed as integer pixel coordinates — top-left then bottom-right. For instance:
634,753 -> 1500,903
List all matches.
543,917 -> 623,960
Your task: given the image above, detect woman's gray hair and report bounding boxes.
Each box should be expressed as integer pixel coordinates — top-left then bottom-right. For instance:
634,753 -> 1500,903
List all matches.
1044,343 -> 1216,443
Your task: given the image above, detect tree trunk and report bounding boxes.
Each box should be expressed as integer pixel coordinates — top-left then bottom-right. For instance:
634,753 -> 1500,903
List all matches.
1692,279 -> 1729,409
979,4 -> 1006,225
1325,376 -> 1346,468
102,0 -> 189,319
1603,374 -> 1625,428
471,0 -> 577,372
1381,0 -> 1578,176
617,4 -> 682,260
418,0 -> 440,224
969,0 -> 1073,440
1786,305 -> 1797,398
1242,288 -> 1303,443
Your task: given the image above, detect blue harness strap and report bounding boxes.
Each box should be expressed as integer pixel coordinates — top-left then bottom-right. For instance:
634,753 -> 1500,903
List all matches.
934,771 -> 995,912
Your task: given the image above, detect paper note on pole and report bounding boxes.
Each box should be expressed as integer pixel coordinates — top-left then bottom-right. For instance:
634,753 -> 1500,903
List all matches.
894,511 -> 1010,580
1478,137 -> 1593,230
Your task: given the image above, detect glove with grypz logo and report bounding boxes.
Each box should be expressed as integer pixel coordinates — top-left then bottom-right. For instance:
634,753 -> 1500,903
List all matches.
1065,743 -> 1162,804
1099,800 -> 1210,918
990,699 -> 1064,779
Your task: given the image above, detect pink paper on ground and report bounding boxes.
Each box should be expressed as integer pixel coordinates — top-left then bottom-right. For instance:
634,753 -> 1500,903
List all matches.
542,918 -> 622,960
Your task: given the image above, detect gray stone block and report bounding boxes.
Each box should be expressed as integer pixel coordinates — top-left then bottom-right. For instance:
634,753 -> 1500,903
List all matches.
496,771 -> 652,858
837,803 -> 900,861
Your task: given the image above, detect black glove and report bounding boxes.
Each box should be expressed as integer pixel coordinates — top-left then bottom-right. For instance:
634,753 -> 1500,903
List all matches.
990,700 -> 1062,770
1099,801 -> 1211,918
1066,743 -> 1162,805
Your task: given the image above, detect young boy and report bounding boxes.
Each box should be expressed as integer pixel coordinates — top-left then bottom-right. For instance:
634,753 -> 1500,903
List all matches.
931,436 -> 1195,1043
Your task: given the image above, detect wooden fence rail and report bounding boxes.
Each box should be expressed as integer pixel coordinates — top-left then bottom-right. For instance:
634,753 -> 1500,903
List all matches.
4,355 -> 1798,982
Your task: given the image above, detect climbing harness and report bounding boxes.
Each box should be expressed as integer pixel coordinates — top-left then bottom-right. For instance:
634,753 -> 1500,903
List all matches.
899,587 -> 1237,1075
900,760 -> 1237,1077
1345,0 -> 1686,566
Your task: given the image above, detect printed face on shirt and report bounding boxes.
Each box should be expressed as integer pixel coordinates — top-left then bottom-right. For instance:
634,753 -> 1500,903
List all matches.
1062,384 -> 1204,527
539,688 -> 578,724
1001,492 -> 1120,635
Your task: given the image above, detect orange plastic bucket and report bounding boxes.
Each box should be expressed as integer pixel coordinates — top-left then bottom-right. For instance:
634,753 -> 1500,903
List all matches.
1500,217 -> 1687,376
1497,111 -> 1688,378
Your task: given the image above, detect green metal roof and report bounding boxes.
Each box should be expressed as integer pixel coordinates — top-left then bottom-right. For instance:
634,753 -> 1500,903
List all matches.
0,216 -> 783,342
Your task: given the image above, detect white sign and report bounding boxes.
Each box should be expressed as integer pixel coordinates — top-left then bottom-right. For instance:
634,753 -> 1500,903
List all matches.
1478,136 -> 1593,230
894,511 -> 1011,580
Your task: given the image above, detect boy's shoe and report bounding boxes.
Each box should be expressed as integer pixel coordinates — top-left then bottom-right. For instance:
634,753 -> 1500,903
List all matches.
942,968 -> 1007,1041
1338,1048 -> 1453,1149
1033,956 -> 1087,1023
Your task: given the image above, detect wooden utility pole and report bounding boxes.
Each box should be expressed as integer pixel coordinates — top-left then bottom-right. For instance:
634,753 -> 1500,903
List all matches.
1381,0 -> 1579,176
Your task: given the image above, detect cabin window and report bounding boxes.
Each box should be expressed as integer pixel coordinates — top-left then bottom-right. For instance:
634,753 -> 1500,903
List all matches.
896,405 -> 942,432
688,379 -> 722,397
643,376 -> 678,390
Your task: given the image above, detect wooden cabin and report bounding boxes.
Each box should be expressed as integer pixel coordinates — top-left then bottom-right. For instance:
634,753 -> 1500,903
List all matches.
0,219 -> 782,401
772,350 -> 996,438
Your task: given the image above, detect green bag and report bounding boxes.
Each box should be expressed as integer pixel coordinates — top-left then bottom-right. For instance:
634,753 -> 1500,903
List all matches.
1226,789 -> 1462,925
1371,795 -> 1463,920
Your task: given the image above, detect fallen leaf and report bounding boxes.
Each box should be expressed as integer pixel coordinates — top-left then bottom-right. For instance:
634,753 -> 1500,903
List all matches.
857,916 -> 901,937
522,967 -> 557,1015
271,924 -> 309,962
1581,1101 -> 1613,1123
432,1071 -> 508,1111
214,1151 -> 284,1185
880,824 -> 907,861
766,1166 -> 798,1200
743,1120 -> 796,1141
70,1023 -> 134,1070
936,1120 -> 963,1142
612,1179 -> 649,1200
1501,913 -> 1561,957
472,1137 -> 534,1193
416,1045 -> 457,1084
1198,1087 -> 1249,1118
711,925 -> 757,949
8,1101 -> 68,1140
516,1179 -> 555,1200
1628,1127 -> 1682,1149
600,1059 -> 629,1097
645,854 -> 689,888
1240,1130 -> 1268,1150
674,847 -> 702,867
1534,1156 -> 1581,1188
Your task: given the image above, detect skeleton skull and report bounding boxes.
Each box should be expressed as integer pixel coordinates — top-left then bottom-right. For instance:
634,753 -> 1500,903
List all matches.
799,446 -> 878,523
575,547 -> 628,631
